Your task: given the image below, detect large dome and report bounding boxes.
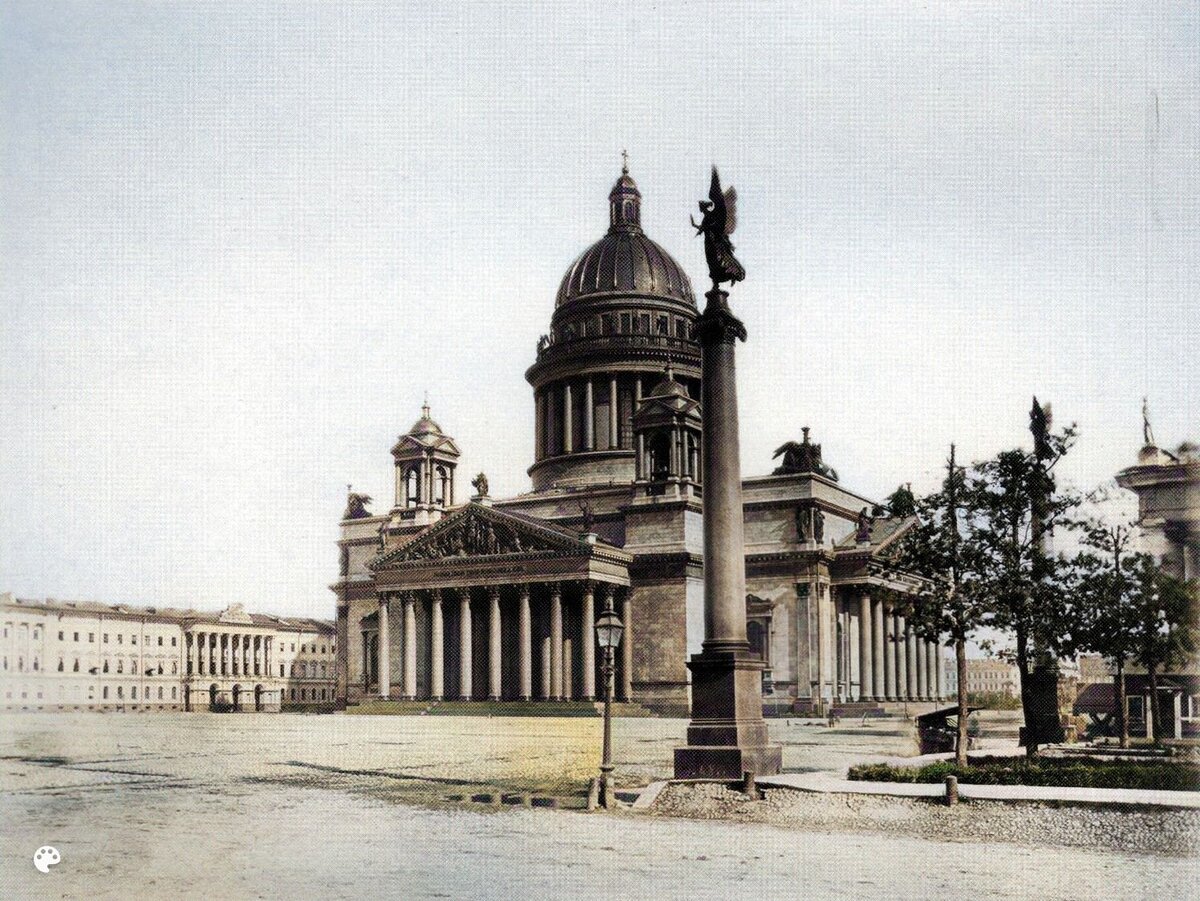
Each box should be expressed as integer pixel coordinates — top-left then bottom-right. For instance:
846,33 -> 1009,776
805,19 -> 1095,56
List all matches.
556,231 -> 696,308
555,172 -> 695,308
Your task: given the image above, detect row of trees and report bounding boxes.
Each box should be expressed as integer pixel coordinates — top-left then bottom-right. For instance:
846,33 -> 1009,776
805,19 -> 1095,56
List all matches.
887,402 -> 1197,765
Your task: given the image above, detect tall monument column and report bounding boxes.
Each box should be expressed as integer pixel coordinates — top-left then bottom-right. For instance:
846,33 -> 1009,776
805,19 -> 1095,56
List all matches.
673,270 -> 782,778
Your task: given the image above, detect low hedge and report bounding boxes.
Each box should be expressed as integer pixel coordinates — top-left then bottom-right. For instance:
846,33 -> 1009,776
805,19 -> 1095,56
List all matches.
848,756 -> 1200,792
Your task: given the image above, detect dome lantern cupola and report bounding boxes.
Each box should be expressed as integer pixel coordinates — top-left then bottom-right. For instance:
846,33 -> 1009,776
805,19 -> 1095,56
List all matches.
608,154 -> 641,232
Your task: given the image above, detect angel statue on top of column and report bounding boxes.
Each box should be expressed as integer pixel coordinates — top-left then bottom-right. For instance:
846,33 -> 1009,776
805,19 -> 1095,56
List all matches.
691,167 -> 746,289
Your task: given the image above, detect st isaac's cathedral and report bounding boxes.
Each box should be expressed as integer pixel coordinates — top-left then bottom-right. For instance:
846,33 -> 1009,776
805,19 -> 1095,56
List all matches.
332,165 -> 947,715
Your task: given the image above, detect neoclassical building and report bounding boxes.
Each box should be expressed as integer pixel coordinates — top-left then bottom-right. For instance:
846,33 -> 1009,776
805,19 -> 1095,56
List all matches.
0,593 -> 335,712
333,165 -> 946,715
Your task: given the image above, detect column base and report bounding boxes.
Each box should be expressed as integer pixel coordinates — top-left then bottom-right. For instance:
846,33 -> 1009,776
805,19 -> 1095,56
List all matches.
674,645 -> 782,780
488,695 -> 500,701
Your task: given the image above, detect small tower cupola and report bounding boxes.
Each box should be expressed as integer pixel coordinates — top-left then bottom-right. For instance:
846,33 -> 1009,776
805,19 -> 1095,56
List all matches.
632,364 -> 702,499
608,152 -> 641,232
390,400 -> 461,526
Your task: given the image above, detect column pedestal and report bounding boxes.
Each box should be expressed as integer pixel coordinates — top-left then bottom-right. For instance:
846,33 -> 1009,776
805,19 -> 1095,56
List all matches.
674,289 -> 781,780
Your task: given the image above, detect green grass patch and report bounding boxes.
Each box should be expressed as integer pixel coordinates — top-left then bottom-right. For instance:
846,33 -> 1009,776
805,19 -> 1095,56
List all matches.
847,756 -> 1200,792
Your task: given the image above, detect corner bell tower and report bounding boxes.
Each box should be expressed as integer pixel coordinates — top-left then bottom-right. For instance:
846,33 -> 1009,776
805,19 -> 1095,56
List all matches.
389,401 -> 461,528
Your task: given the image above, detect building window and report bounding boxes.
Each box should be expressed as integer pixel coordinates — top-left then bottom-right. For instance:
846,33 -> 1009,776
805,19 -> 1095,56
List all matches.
171,637 -> 177,647
132,687 -> 137,700
171,687 -> 177,700
89,633 -> 94,643
280,664 -> 285,677
57,659 -> 64,672
74,632 -> 79,642
103,660 -> 109,673
117,687 -> 123,699
73,659 -> 79,672
32,658 -> 38,671
58,630 -> 64,641
117,634 -> 122,644
171,662 -> 177,675
33,628 -> 40,640
158,636 -> 163,646
116,660 -> 123,674
103,634 -> 109,643
18,657 -> 23,672
102,686 -> 109,699
131,635 -> 137,645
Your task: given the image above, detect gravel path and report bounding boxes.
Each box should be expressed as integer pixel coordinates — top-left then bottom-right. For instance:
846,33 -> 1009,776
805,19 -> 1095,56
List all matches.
649,783 -> 1200,858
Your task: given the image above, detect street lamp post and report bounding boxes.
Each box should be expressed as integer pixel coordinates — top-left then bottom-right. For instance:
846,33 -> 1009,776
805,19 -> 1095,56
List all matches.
594,597 -> 624,810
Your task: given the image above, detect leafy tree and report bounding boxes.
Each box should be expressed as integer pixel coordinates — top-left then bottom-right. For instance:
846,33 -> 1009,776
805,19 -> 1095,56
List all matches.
960,411 -> 1079,756
1066,515 -> 1139,747
887,446 -> 987,766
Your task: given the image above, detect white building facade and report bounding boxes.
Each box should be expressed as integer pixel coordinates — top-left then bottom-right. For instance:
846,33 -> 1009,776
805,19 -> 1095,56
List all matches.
1,594 -> 335,712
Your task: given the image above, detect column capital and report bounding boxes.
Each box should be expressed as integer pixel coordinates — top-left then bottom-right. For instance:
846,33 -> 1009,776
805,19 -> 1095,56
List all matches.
695,289 -> 747,345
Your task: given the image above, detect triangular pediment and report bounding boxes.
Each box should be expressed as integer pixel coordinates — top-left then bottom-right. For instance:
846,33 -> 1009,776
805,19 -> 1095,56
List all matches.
371,504 -> 588,568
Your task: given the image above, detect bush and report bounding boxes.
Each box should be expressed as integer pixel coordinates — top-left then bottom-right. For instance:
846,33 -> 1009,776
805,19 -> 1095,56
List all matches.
847,756 -> 1200,792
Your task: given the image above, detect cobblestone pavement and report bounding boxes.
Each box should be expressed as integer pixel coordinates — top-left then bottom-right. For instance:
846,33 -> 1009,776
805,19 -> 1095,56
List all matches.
2,713 -> 1194,900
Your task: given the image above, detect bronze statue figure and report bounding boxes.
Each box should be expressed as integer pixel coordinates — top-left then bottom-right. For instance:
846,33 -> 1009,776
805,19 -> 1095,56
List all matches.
343,491 -> 372,520
692,167 -> 745,289
471,472 -> 489,497
855,507 -> 872,544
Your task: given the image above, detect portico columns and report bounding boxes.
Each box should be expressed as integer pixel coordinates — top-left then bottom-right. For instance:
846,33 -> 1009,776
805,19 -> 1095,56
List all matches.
917,637 -> 929,700
620,588 -> 633,702
858,594 -> 873,701
377,596 -> 391,698
518,585 -> 532,701
549,584 -> 563,700
871,597 -> 886,701
488,586 -> 502,701
581,582 -> 596,701
929,641 -> 940,701
906,624 -> 919,699
430,592 -> 444,701
458,589 -> 473,700
896,614 -> 908,700
402,593 -> 418,699
884,602 -> 898,701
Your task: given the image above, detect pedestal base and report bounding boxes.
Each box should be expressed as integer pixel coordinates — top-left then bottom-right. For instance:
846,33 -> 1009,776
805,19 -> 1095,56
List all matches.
673,645 -> 782,780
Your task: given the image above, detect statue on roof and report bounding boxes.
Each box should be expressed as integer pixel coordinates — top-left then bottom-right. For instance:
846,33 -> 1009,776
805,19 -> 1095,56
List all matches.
855,508 -> 872,544
772,427 -> 839,481
692,167 -> 745,289
471,472 -> 489,498
343,489 -> 373,520
1142,396 -> 1156,447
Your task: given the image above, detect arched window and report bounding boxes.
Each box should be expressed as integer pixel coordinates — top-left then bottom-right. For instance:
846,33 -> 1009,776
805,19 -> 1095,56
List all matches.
436,466 -> 448,505
405,467 -> 421,506
73,659 -> 79,672
103,659 -> 109,674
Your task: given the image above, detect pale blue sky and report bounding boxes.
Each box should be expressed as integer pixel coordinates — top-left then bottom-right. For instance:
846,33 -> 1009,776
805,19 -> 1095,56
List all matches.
2,2 -> 1197,617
